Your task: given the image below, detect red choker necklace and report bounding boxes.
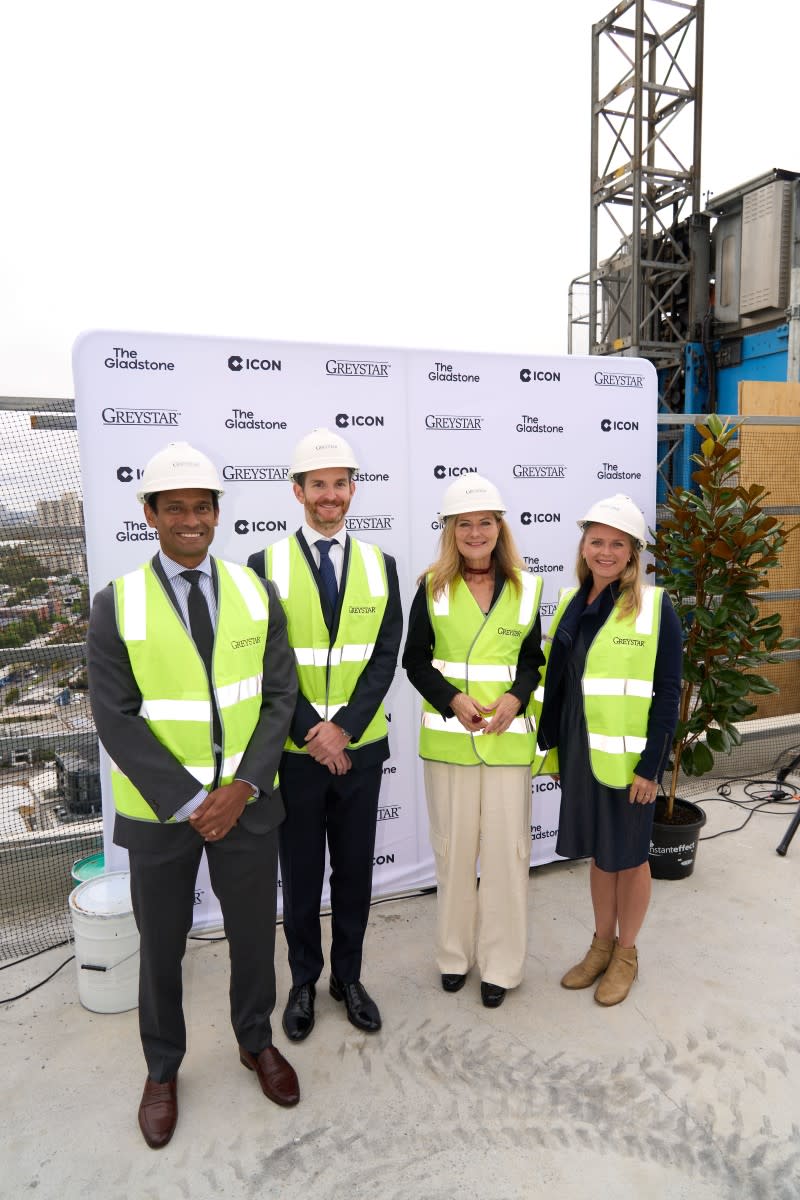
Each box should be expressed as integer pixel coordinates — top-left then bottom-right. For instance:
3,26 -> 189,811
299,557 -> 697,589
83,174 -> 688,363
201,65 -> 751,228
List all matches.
463,564 -> 493,576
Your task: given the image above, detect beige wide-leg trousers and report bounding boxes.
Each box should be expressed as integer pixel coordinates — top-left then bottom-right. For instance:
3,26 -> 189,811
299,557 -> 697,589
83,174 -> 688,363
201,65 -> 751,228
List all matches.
423,760 -> 532,989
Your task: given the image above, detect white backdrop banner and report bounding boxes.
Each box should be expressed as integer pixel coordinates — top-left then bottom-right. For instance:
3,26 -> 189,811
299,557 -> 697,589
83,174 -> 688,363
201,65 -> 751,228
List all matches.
73,331 -> 657,929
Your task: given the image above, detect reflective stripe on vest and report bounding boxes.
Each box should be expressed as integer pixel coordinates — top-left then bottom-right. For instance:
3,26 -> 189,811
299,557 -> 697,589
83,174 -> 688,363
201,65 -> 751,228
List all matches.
419,570 -> 543,767
111,559 -> 269,821
532,584 -> 662,787
266,535 -> 389,752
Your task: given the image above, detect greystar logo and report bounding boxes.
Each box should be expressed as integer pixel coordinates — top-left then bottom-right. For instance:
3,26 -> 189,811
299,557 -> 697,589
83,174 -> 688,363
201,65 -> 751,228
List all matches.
597,461 -> 642,480
594,370 -> 645,388
434,465 -> 477,479
520,512 -> 561,525
104,346 -> 175,372
102,407 -> 180,426
335,413 -> 385,428
377,805 -> 401,821
424,413 -> 484,431
601,419 -> 640,432
233,519 -> 288,535
345,515 -> 394,531
513,464 -> 566,479
225,409 -> 288,430
428,361 -> 480,383
221,465 -> 290,482
227,355 -> 282,372
326,358 -> 390,377
613,635 -> 645,647
519,368 -> 561,383
516,414 -> 565,434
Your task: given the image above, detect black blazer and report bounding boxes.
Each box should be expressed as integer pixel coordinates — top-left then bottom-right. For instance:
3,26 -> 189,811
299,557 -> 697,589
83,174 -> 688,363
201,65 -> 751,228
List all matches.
87,554 -> 297,850
248,530 -> 403,769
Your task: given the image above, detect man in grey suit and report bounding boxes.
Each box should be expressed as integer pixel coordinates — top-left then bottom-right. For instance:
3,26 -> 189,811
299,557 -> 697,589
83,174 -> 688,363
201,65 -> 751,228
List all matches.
88,441 -> 299,1150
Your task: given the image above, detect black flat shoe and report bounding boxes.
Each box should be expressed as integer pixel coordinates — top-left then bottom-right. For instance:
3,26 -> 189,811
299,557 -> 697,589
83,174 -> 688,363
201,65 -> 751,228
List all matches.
480,981 -> 506,1008
282,982 -> 316,1041
441,973 -> 467,993
329,974 -> 381,1033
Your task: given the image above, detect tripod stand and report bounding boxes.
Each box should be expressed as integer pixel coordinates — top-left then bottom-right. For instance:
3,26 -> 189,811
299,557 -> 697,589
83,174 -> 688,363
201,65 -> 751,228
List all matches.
775,750 -> 800,856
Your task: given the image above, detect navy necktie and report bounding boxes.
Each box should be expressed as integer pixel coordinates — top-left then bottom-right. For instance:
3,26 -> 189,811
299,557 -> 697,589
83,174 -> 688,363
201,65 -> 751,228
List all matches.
180,569 -> 222,773
180,570 -> 215,678
316,540 -> 339,611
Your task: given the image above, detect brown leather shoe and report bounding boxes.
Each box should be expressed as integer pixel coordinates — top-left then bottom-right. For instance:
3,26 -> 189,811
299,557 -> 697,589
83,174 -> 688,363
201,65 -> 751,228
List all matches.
138,1076 -> 178,1149
239,1045 -> 300,1107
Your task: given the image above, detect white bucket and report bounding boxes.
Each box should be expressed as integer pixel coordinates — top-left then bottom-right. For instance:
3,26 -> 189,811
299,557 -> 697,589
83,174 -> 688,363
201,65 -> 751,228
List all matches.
68,871 -> 140,1014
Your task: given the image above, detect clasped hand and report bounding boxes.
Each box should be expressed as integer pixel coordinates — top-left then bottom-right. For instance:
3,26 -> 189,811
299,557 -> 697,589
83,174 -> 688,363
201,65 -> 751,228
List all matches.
189,779 -> 252,841
305,720 -> 352,775
450,692 -> 521,734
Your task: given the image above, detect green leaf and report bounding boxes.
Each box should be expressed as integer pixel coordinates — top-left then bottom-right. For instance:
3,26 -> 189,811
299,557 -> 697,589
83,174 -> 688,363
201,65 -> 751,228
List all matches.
705,728 -> 730,753
692,742 -> 715,775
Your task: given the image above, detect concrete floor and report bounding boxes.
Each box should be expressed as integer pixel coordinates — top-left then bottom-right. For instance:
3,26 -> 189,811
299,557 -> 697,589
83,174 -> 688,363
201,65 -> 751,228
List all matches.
3,781 -> 800,1200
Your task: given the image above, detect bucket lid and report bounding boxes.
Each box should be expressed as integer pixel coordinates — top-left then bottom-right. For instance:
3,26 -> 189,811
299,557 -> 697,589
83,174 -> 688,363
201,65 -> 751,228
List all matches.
69,871 -> 132,917
71,852 -> 105,882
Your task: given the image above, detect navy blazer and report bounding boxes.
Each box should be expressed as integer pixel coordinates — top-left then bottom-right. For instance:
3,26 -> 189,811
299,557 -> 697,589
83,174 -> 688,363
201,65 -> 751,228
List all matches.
536,578 -> 682,782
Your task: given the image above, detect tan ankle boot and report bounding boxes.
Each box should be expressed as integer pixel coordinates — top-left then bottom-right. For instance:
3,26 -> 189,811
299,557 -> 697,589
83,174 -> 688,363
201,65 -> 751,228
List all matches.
594,943 -> 638,1006
560,935 -> 616,989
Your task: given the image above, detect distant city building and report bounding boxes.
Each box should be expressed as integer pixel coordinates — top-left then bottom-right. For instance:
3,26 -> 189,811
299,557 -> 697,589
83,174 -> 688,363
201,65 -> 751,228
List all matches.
36,492 -> 84,530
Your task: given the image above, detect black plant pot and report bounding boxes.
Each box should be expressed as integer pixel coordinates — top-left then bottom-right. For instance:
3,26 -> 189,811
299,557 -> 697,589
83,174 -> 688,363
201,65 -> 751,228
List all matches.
649,798 -> 707,880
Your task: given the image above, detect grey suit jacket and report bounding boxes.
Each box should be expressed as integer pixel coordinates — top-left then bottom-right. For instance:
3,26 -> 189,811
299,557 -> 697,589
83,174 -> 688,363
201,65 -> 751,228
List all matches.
87,554 -> 298,851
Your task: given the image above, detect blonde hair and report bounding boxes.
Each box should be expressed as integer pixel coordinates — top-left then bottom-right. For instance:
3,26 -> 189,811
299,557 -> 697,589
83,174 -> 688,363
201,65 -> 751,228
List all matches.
418,513 -> 526,599
576,525 -> 642,619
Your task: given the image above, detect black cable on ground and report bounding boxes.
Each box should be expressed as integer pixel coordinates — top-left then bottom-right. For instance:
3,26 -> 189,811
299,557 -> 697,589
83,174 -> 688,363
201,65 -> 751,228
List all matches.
0,953 -> 75,1004
696,779 -> 800,841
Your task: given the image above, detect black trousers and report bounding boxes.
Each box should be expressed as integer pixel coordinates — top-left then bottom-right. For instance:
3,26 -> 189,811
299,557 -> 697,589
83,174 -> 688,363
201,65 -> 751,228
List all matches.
128,823 -> 279,1083
279,757 -> 382,988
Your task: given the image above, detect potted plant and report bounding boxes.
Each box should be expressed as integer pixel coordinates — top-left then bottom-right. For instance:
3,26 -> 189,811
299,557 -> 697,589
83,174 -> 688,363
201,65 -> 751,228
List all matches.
647,413 -> 799,879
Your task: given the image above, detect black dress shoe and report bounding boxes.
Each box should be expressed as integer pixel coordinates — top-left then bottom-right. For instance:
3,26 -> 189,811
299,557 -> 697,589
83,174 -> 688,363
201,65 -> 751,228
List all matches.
441,973 -> 467,993
480,981 -> 506,1008
138,1076 -> 178,1149
282,982 -> 316,1041
329,974 -> 382,1032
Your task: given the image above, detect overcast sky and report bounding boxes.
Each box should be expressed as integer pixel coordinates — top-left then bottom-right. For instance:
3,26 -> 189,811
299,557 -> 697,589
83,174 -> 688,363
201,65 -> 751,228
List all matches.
0,0 -> 797,400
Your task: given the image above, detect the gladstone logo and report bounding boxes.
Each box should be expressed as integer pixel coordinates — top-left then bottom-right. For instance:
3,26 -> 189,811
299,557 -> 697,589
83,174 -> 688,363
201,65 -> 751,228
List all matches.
513,464 -> 566,479
115,520 -> 159,543
531,823 -> 559,841
352,471 -> 389,483
594,371 -> 645,388
336,413 -> 385,428
234,519 -> 288,535
222,465 -> 290,482
517,414 -> 564,434
104,346 -> 175,372
429,361 -> 480,383
601,418 -> 640,432
598,460 -> 642,480
226,409 -> 288,430
519,368 -> 561,383
326,359 -> 390,377
103,407 -> 180,426
425,413 -> 484,431
434,464 -> 477,479
520,512 -> 561,525
227,355 -> 282,372
523,555 -> 564,574
345,514 -> 394,531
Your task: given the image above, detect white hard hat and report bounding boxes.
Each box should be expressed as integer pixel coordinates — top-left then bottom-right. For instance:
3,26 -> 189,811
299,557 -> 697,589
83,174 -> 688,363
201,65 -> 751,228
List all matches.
136,442 -> 224,504
439,473 -> 506,518
289,428 -> 358,479
578,494 -> 647,550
